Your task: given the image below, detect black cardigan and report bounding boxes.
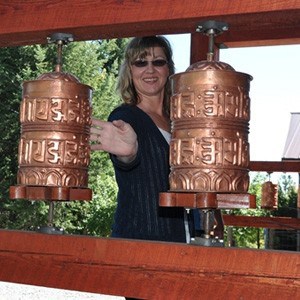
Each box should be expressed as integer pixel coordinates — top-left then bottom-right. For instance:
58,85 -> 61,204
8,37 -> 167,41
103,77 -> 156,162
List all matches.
108,105 -> 186,242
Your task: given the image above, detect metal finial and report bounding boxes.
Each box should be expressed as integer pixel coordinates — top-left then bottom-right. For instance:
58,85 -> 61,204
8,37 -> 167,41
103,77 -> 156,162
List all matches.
47,33 -> 74,44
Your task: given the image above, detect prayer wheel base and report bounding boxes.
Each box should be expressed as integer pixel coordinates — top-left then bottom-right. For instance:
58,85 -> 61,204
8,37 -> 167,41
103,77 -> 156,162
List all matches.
159,191 -> 256,209
191,236 -> 224,247
37,225 -> 64,235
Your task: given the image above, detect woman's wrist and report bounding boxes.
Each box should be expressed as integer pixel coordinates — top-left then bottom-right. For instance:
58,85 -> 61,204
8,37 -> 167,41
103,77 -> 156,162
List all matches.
116,141 -> 138,163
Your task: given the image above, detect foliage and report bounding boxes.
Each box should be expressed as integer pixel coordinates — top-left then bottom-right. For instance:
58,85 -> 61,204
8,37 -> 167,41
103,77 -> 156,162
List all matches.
0,46 -> 38,226
225,172 -> 298,249
273,174 -> 297,218
269,174 -> 298,251
0,39 -> 128,236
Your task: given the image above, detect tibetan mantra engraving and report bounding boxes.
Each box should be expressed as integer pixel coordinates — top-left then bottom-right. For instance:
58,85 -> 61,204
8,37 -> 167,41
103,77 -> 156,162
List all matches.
17,73 -> 92,188
169,67 -> 252,193
261,181 -> 278,209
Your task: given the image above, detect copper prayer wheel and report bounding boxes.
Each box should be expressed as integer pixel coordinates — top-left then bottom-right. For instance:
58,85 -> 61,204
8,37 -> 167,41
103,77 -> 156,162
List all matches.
18,72 -> 92,187
261,181 -> 278,209
10,34 -> 93,201
160,21 -> 255,232
169,60 -> 252,193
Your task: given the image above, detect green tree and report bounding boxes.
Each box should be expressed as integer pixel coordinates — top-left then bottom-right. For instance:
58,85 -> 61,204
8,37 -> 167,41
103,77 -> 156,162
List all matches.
269,174 -> 297,250
226,172 -> 297,249
274,174 -> 297,218
0,45 -> 39,227
224,172 -> 269,248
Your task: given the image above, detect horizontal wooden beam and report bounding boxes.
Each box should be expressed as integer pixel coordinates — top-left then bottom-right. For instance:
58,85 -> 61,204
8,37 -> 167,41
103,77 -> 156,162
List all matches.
0,230 -> 299,299
223,215 -> 300,230
249,161 -> 300,173
0,1 -> 299,47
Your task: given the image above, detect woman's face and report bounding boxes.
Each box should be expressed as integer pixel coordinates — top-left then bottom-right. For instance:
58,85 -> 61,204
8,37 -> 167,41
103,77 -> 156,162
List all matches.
130,46 -> 169,100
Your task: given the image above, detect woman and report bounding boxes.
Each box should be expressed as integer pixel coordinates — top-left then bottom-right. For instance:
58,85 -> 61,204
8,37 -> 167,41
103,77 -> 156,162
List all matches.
91,36 -> 187,242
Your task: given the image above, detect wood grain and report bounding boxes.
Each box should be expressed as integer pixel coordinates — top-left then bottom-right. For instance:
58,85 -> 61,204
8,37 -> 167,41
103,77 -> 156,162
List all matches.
223,214 -> 300,230
0,0 -> 299,47
0,230 -> 299,299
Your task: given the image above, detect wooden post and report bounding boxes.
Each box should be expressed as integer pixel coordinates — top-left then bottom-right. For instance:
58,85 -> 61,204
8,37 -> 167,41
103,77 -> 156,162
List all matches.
297,173 -> 300,251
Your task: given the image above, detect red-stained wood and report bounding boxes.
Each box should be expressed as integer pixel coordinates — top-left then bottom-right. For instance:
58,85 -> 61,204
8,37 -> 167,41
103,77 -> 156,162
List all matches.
0,1 -> 300,298
0,0 -> 299,47
159,192 -> 256,209
0,230 -> 299,299
9,185 -> 92,201
249,160 -> 300,173
190,33 -> 209,63
190,33 -> 221,63
223,214 -> 300,230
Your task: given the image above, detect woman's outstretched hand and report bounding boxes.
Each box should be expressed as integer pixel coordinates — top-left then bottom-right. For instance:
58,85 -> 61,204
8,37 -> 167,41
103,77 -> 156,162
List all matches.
90,117 -> 138,163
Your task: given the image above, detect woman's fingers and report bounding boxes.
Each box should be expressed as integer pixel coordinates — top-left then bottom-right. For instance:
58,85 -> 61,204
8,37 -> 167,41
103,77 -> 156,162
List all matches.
91,117 -> 106,127
89,117 -> 137,157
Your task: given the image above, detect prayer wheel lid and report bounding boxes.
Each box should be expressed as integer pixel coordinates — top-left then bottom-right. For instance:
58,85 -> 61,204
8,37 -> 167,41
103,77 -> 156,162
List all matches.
182,59 -> 253,81
37,71 -> 80,82
184,20 -> 252,79
186,60 -> 235,72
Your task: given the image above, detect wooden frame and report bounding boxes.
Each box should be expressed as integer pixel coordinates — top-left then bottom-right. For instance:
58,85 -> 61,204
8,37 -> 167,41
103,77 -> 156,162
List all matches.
0,0 -> 300,298
0,0 -> 299,47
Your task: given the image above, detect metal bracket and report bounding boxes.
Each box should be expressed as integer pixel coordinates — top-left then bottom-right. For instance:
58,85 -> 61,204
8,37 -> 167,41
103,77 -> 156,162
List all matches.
191,236 -> 224,247
47,32 -> 74,44
196,20 -> 229,35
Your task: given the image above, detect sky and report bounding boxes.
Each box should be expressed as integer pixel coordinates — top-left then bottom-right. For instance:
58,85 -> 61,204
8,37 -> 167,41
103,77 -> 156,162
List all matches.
165,34 -> 300,183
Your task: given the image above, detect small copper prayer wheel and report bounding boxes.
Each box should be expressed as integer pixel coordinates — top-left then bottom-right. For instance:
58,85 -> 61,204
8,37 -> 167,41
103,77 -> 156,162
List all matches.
261,181 -> 278,209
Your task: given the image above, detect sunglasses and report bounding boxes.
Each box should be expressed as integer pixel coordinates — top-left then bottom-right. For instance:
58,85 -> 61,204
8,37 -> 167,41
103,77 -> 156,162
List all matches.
132,59 -> 168,68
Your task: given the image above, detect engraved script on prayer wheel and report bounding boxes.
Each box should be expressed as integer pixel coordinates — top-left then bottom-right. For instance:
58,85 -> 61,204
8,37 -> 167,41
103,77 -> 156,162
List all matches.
261,181 -> 278,209
18,72 -> 92,188
169,61 -> 252,193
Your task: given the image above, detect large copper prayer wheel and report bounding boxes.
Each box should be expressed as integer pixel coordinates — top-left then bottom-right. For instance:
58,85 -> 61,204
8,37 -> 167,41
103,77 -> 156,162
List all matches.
169,61 -> 252,193
17,71 -> 92,191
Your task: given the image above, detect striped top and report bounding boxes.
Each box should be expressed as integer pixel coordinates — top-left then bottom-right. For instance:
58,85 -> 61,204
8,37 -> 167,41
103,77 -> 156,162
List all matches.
108,105 -> 186,242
